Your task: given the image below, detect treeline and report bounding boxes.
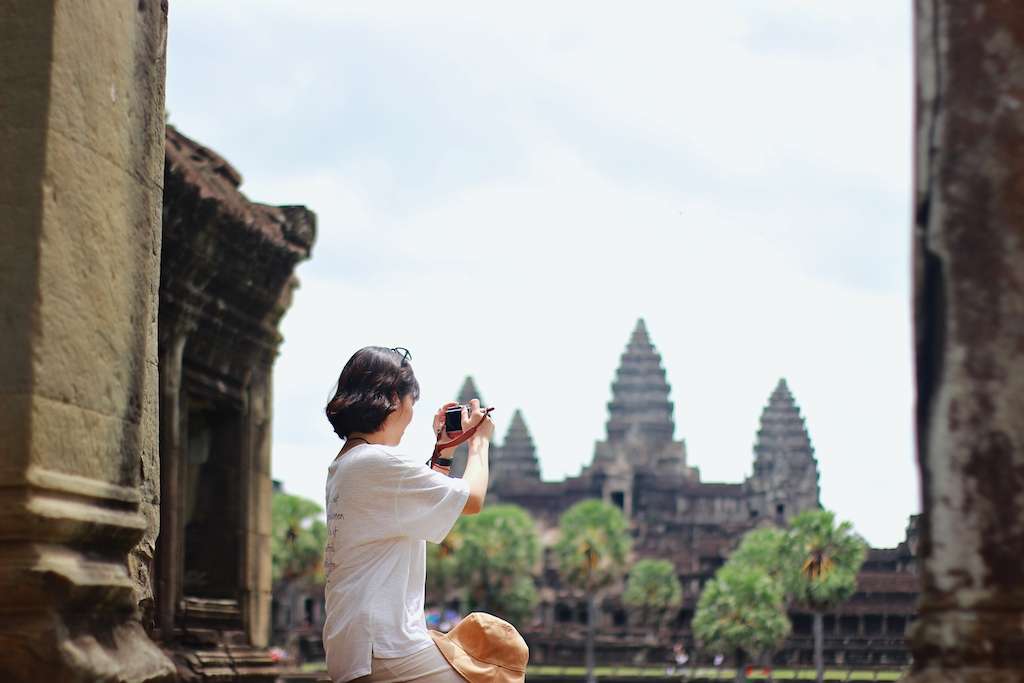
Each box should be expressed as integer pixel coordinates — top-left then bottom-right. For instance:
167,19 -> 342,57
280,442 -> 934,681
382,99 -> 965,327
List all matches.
692,512 -> 867,683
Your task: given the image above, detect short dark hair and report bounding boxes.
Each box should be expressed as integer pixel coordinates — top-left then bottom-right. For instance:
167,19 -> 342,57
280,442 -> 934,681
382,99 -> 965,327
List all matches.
325,346 -> 421,439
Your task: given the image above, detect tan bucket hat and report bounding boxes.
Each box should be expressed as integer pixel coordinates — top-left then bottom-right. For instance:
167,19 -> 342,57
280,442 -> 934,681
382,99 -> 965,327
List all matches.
429,612 -> 529,683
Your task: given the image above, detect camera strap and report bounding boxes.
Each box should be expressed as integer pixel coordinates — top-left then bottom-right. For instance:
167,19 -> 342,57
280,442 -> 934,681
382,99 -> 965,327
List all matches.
426,407 -> 495,469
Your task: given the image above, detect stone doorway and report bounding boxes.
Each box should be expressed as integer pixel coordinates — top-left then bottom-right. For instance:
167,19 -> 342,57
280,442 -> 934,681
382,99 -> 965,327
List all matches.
181,405 -> 242,600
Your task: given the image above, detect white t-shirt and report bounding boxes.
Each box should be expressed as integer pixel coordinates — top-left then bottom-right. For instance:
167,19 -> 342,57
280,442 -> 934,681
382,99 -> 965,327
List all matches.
323,443 -> 471,683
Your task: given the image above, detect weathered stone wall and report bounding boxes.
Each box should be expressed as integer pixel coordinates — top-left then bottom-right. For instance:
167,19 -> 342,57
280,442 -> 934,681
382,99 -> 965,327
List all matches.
0,1 -> 173,680
909,1 -> 1024,681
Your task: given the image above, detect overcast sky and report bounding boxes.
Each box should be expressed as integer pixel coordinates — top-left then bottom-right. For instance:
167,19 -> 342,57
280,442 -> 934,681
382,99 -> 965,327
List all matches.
166,1 -> 917,547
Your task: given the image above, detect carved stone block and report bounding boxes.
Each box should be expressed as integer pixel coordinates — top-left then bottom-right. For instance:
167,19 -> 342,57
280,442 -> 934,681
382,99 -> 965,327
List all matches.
0,1 -> 174,680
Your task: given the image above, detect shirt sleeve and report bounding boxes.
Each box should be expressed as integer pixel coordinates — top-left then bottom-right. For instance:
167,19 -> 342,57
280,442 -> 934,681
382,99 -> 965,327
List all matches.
390,455 -> 471,543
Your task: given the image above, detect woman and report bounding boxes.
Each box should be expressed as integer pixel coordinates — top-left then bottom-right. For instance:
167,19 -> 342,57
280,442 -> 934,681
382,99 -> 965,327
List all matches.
323,346 -> 494,683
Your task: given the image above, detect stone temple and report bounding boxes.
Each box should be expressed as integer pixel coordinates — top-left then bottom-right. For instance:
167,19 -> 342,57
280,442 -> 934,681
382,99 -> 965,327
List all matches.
8,3 -> 1020,680
472,318 -> 918,667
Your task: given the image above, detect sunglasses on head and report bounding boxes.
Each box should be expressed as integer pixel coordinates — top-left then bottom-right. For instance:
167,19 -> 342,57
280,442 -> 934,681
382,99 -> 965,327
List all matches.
390,347 -> 412,362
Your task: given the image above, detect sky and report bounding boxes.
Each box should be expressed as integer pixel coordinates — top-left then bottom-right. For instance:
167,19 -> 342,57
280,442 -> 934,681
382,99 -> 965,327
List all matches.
166,1 -> 917,548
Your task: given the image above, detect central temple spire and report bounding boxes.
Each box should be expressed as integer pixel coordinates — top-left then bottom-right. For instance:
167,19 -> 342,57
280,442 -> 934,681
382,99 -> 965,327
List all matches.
450,376 -> 484,477
457,376 -> 483,407
605,318 -> 675,443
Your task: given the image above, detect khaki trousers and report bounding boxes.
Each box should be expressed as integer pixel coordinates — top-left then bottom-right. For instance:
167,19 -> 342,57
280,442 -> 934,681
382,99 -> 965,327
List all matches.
351,643 -> 466,683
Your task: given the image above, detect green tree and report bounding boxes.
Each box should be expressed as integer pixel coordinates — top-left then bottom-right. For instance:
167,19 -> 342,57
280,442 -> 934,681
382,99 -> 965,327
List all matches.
447,504 -> 540,624
783,510 -> 867,683
554,500 -> 632,683
728,526 -> 793,673
623,558 -> 683,633
729,527 -> 788,581
272,491 -> 328,583
692,562 -> 791,683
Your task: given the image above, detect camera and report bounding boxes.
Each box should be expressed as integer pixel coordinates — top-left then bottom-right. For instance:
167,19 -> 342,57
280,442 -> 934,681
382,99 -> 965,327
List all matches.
444,405 -> 467,434
443,404 -> 495,435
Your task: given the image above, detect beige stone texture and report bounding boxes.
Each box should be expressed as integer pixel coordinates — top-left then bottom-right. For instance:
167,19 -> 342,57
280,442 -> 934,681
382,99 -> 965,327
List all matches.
0,0 -> 173,680
246,368 -> 275,649
908,1 -> 1024,681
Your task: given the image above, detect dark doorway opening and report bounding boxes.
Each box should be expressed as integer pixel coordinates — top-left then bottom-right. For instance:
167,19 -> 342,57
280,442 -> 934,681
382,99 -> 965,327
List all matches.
182,404 -> 242,600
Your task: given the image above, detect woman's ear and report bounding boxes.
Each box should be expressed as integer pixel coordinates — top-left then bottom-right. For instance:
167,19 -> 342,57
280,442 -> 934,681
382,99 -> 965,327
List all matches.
391,393 -> 411,417
399,393 -> 416,417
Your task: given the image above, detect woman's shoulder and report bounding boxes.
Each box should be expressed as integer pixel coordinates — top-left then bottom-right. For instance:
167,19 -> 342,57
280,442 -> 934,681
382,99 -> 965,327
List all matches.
330,443 -> 413,473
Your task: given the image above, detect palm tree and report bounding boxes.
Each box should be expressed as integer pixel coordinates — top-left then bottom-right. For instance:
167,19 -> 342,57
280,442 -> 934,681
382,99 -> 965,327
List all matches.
271,491 -> 328,582
554,500 -> 631,683
723,526 -> 791,677
623,558 -> 682,635
448,504 -> 540,623
692,562 -> 791,683
783,510 -> 867,683
729,527 -> 787,581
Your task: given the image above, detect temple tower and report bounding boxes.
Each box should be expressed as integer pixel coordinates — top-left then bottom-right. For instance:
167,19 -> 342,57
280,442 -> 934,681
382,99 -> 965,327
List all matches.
605,319 -> 676,445
746,379 -> 821,523
450,376 -> 485,477
587,319 -> 694,518
491,409 -> 542,488
458,376 -> 483,408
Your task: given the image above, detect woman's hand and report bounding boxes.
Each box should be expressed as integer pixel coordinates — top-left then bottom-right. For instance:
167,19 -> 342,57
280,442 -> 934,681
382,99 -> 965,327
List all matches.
432,401 -> 462,462
429,402 -> 456,475
462,398 -> 495,441
432,399 -> 494,449
432,401 -> 459,439
460,399 -> 492,515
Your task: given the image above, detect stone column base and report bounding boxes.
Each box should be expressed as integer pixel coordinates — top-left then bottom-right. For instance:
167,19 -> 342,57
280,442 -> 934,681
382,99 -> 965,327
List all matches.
0,616 -> 174,683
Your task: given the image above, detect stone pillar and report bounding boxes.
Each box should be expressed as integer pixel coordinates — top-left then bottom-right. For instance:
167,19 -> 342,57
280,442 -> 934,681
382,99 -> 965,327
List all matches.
909,2 -> 1024,681
156,332 -> 187,638
242,363 -> 275,648
0,1 -> 173,681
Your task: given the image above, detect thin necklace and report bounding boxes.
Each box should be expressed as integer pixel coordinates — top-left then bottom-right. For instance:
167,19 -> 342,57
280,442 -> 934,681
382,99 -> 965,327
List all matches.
336,436 -> 373,461
343,436 -> 374,452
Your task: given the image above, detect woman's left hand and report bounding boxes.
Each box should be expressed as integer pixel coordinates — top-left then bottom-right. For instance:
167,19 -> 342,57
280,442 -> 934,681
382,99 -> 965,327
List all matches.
432,401 -> 460,440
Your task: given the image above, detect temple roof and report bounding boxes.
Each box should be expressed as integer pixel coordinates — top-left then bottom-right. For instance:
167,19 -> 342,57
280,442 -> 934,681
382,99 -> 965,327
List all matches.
496,409 -> 541,480
164,125 -> 315,260
160,125 -> 316,373
855,571 -> 919,593
681,481 -> 747,498
506,409 -> 532,444
754,378 -> 816,463
457,376 -> 483,406
605,318 -> 675,443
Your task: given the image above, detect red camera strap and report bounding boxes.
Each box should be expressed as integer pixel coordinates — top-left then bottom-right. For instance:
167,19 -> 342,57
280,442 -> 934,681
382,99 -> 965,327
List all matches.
427,407 -> 494,466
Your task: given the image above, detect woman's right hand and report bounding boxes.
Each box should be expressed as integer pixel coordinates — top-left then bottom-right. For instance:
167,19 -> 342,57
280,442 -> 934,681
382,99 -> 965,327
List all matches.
462,398 -> 495,441
433,401 -> 459,439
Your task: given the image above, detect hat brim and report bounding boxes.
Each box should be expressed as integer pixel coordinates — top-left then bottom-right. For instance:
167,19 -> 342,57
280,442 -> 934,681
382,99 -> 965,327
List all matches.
429,630 -> 526,683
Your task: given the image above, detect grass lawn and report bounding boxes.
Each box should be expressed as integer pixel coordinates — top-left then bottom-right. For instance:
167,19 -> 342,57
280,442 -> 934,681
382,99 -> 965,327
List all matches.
527,665 -> 905,681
